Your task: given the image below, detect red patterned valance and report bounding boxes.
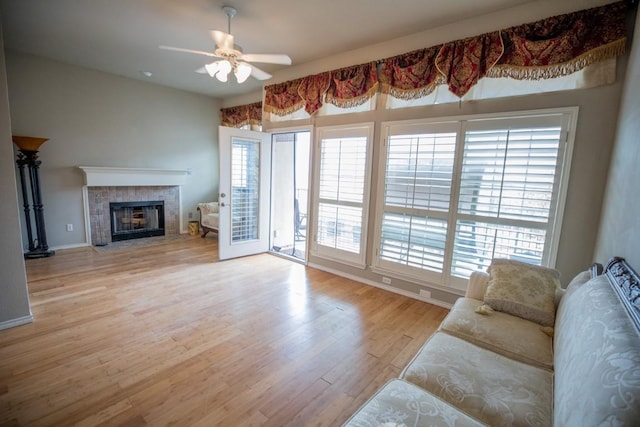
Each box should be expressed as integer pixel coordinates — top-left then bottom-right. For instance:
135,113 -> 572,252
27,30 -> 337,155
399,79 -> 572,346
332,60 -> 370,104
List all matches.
298,72 -> 331,115
265,62 -> 379,116
326,62 -> 379,108
264,79 -> 305,116
264,1 -> 628,117
220,102 -> 263,128
435,31 -> 503,97
379,46 -> 444,100
247,101 -> 262,125
489,1 -> 628,80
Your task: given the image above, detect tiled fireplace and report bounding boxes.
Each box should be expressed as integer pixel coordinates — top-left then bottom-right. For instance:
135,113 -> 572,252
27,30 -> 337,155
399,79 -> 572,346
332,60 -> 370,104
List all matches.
78,166 -> 189,246
87,186 -> 178,245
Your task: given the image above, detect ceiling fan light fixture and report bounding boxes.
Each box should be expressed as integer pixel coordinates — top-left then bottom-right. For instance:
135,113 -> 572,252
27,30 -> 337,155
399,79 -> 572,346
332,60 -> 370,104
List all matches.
160,5 -> 290,84
235,62 -> 252,83
204,62 -> 220,77
215,60 -> 232,82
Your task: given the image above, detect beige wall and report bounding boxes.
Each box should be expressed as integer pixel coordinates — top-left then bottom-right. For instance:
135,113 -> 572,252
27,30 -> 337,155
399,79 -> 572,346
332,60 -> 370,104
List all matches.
0,19 -> 31,329
5,51 -> 221,249
595,13 -> 640,268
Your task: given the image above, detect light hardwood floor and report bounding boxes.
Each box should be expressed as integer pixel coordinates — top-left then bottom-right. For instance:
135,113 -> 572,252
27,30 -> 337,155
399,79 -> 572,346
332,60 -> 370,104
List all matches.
0,236 -> 448,426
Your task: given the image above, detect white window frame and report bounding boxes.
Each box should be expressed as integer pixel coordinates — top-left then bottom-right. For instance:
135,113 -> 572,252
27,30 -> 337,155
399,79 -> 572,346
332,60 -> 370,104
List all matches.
372,108 -> 577,292
373,120 -> 460,286
310,123 -> 374,268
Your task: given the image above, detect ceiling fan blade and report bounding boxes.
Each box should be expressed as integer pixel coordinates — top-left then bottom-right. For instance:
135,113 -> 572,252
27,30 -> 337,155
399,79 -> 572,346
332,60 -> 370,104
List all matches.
210,30 -> 234,50
241,53 -> 292,65
248,63 -> 272,81
159,45 -> 217,58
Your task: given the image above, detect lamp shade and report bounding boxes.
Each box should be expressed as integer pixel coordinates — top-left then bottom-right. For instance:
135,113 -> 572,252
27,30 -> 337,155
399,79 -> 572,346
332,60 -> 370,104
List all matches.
216,60 -> 232,82
236,62 -> 252,83
204,62 -> 220,77
12,136 -> 49,152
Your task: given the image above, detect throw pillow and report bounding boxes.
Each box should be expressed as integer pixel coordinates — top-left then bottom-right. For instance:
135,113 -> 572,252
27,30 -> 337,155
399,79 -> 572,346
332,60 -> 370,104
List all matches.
484,259 -> 560,326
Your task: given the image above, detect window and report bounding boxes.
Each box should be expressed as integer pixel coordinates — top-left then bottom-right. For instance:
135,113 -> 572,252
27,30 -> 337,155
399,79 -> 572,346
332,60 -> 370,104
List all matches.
378,122 -> 458,282
231,138 -> 260,242
374,109 -> 575,291
311,124 -> 374,267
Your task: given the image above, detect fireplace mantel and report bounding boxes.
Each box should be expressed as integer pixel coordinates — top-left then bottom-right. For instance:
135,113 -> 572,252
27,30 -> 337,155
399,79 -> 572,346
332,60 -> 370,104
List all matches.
78,166 -> 190,187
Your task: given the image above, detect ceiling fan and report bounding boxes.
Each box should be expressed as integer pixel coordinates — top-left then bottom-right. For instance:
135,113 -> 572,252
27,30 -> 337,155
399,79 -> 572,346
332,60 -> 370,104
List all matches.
159,5 -> 291,83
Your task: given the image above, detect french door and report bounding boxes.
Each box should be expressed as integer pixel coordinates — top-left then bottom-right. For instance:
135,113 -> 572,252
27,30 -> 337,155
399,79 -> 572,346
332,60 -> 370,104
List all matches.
218,126 -> 271,260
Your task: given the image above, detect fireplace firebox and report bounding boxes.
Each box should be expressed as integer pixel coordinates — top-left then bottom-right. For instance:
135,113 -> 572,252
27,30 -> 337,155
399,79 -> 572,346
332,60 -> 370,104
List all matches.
109,201 -> 165,242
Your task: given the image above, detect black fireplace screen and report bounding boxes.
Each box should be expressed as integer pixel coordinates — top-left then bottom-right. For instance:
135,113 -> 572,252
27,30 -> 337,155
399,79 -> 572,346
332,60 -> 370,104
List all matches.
109,201 -> 165,242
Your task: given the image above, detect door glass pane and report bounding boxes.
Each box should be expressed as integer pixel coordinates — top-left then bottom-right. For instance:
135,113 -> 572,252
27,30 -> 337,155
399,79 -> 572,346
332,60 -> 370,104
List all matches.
270,131 -> 310,261
232,138 -> 260,242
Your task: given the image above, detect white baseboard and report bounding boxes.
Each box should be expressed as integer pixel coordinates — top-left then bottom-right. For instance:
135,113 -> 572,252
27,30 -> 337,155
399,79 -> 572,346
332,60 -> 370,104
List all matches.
307,262 -> 453,309
0,314 -> 33,331
50,242 -> 91,251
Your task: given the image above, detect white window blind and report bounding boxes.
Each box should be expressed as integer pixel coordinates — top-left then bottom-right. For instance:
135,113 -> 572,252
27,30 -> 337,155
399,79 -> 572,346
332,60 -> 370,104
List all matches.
374,111 -> 574,290
379,129 -> 456,275
451,121 -> 563,278
312,124 -> 373,267
231,139 -> 260,242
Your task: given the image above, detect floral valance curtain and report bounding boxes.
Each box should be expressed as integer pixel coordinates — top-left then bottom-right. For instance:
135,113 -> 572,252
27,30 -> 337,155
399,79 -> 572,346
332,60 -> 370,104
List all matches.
379,46 -> 444,100
326,62 -> 379,108
265,62 -> 379,116
220,102 -> 263,128
489,1 -> 627,80
260,0 -> 627,117
435,32 -> 504,97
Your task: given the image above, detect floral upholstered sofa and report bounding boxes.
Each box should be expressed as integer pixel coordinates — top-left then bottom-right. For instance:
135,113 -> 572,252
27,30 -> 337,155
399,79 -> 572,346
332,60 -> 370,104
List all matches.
344,257 -> 640,426
196,202 -> 219,238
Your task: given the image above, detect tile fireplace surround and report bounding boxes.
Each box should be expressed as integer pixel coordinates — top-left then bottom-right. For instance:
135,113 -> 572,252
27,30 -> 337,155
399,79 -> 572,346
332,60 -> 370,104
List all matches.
87,186 -> 178,245
78,166 -> 189,246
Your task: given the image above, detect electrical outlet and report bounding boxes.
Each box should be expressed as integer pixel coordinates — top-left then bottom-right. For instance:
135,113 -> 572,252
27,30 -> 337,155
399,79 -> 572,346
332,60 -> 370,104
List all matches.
382,276 -> 391,285
66,223 -> 73,232
419,289 -> 432,299
273,230 -> 279,238
188,212 -> 193,219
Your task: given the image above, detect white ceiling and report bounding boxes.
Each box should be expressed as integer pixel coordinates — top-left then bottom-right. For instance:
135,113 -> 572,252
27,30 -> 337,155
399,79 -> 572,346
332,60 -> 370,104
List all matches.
0,0 -> 541,99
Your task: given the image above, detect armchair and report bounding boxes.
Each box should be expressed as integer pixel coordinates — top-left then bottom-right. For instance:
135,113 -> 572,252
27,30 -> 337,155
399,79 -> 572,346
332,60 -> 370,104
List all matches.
196,202 -> 219,238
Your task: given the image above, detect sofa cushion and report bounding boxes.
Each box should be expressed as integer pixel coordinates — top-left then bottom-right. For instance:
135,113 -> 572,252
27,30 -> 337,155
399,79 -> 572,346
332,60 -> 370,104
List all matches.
343,379 -> 486,427
401,332 -> 552,427
484,259 -> 560,326
554,274 -> 640,425
439,297 -> 553,370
